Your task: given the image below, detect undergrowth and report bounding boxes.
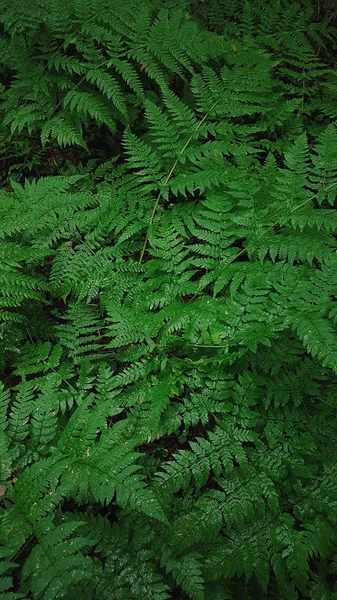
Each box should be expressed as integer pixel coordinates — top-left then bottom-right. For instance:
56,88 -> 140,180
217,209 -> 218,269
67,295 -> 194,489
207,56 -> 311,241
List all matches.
1,1 -> 337,598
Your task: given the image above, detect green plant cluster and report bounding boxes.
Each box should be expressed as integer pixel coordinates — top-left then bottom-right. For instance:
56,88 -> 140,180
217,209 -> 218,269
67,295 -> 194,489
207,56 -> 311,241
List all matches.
1,1 -> 337,598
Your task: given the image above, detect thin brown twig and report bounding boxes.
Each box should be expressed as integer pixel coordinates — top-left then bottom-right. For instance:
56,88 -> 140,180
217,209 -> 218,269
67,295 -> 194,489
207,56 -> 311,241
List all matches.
138,98 -> 222,264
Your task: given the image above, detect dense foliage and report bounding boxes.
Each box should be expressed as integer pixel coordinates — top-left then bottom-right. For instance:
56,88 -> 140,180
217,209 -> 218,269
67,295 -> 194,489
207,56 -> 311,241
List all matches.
1,0 -> 337,598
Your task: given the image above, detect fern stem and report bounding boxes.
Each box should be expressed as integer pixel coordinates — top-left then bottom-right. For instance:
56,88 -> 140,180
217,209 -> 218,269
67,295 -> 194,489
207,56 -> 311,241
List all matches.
221,181 -> 337,271
186,181 -> 337,306
138,98 -> 222,264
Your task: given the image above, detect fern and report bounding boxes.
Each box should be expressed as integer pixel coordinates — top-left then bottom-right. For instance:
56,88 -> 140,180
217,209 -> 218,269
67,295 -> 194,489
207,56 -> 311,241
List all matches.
1,1 -> 337,599
0,0 -> 222,151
